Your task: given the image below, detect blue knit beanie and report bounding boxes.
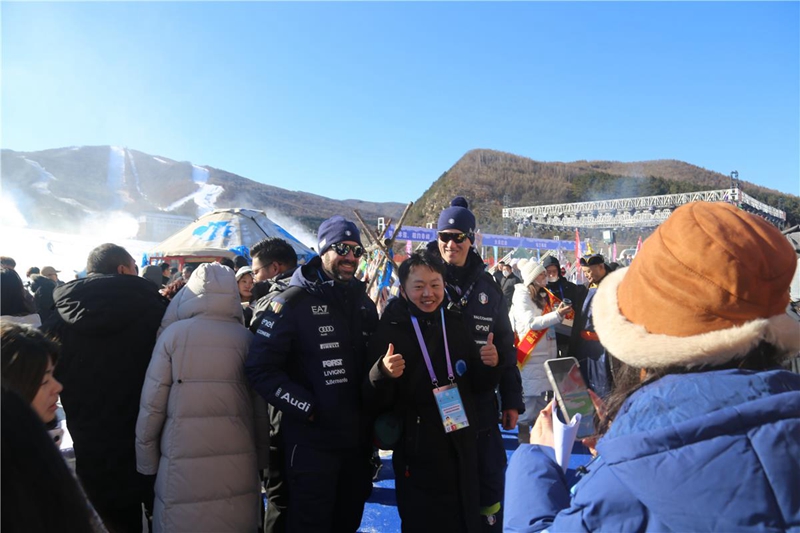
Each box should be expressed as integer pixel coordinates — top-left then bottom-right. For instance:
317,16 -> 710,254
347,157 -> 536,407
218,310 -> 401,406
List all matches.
437,197 -> 476,242
317,215 -> 362,254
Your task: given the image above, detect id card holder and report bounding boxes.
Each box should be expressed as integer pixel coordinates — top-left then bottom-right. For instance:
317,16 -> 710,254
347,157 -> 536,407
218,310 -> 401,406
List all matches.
433,383 -> 469,433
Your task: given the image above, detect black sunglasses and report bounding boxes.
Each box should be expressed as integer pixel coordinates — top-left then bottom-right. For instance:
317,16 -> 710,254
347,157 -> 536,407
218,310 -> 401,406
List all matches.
580,254 -> 604,266
438,232 -> 469,244
332,242 -> 365,258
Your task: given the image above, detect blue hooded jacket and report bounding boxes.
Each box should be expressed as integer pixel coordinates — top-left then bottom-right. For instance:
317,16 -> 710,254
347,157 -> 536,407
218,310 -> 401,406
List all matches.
505,369 -> 800,532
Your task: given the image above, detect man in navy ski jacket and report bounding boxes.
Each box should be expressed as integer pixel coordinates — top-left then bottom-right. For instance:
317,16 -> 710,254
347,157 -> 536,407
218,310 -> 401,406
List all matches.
246,216 -> 378,533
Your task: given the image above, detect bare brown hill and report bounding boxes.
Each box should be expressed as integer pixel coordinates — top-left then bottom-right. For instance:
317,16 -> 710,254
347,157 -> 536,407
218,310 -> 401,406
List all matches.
407,149 -> 799,241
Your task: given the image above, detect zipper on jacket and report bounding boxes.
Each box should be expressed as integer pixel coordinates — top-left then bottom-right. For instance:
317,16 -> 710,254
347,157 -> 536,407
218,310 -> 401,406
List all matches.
405,415 -> 422,478
290,444 -> 298,468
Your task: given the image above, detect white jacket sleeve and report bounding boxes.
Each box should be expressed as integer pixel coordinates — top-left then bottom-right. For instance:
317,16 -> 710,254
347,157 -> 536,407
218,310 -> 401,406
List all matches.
135,332 -> 174,475
510,286 -> 563,335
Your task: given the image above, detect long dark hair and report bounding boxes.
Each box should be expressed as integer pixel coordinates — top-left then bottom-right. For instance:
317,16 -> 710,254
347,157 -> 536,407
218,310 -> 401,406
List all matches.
527,282 -> 549,311
1,268 -> 29,317
597,342 -> 787,436
160,277 -> 187,301
1,323 -> 60,404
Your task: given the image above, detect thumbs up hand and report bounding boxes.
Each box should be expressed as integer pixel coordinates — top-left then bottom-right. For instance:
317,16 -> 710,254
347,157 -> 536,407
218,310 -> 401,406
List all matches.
480,332 -> 499,367
381,343 -> 405,378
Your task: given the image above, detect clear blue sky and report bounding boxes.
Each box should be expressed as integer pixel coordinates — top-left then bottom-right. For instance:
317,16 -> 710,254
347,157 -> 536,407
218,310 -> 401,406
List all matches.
3,1 -> 798,202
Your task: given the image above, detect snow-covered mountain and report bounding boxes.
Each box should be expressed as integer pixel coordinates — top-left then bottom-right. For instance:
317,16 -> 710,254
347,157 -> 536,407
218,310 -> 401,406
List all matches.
1,145 -> 405,236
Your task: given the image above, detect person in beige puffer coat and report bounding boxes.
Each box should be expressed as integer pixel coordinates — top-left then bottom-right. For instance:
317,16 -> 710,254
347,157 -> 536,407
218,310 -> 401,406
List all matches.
135,262 -> 264,532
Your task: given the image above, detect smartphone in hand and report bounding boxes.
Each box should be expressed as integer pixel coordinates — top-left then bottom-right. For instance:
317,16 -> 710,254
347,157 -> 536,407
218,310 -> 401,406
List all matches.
544,357 -> 595,438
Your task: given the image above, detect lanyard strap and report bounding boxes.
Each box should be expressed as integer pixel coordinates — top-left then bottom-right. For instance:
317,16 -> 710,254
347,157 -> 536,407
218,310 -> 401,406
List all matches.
445,277 -> 479,309
410,309 -> 454,387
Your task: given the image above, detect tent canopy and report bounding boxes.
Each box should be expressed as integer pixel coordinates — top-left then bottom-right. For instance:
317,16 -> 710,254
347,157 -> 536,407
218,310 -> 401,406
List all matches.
148,208 -> 316,264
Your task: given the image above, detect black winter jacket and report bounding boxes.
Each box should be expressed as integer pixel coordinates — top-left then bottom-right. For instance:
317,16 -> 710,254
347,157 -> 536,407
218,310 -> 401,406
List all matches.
245,257 -> 378,451
43,274 -> 168,509
499,273 -> 520,312
364,298 -> 500,533
30,274 -> 57,324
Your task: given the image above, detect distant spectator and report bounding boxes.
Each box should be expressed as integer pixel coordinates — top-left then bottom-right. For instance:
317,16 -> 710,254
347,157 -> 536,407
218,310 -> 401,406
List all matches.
569,253 -> 614,398
26,266 -> 41,280
1,256 -> 17,270
493,261 -> 505,285
41,266 -> 64,287
508,261 -> 572,443
499,263 -> 521,312
236,266 -> 255,328
234,254 -> 250,270
1,268 -> 41,327
250,238 -> 297,285
158,263 -> 171,287
140,265 -> 163,288
42,243 -> 168,533
181,264 -> 195,281
218,257 -> 236,270
29,274 -> 58,325
159,278 -> 187,301
543,255 -> 588,358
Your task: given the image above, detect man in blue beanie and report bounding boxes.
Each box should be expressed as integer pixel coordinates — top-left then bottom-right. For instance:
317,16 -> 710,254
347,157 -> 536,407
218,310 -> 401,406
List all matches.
431,197 -> 524,531
246,215 -> 379,532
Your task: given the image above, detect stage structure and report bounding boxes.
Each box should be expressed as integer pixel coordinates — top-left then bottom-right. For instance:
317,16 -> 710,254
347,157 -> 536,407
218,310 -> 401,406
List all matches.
503,186 -> 786,230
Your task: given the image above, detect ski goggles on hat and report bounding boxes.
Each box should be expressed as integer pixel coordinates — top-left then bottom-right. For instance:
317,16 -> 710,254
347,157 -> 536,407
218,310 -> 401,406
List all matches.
580,254 -> 605,266
332,242 -> 365,258
437,232 -> 470,244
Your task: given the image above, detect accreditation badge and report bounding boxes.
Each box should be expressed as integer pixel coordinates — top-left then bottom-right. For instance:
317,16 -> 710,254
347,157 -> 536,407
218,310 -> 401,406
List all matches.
433,383 -> 469,433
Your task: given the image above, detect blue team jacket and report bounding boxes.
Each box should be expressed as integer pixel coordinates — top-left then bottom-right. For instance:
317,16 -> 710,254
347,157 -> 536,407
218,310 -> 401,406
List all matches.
245,257 -> 378,450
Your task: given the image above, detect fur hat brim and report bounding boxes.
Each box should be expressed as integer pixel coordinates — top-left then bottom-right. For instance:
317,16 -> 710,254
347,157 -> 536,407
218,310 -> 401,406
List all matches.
593,267 -> 800,369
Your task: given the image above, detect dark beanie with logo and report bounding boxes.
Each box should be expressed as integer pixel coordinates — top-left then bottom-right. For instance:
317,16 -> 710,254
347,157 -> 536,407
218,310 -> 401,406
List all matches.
317,216 -> 362,255
437,197 -> 477,243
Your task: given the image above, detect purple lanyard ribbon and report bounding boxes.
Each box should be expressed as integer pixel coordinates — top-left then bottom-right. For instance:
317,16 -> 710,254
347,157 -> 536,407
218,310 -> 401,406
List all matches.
410,308 -> 454,388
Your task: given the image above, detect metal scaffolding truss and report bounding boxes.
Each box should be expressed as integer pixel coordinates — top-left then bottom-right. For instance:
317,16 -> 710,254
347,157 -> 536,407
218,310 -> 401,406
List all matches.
503,188 -> 786,229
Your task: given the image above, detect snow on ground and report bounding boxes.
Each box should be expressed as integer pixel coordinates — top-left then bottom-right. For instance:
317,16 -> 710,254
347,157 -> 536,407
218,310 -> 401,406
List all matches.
126,148 -> 149,201
24,157 -> 57,194
165,165 -> 223,217
107,146 -> 127,209
191,164 -> 209,184
153,157 -> 169,164
0,194 -> 29,228
194,183 -> 224,215
0,223 -> 157,278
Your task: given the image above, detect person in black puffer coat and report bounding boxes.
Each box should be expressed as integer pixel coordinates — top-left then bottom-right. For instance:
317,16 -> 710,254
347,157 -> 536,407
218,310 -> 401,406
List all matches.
29,274 -> 57,325
42,243 -> 168,533
364,252 -> 501,533
542,256 -> 587,358
427,197 -> 524,531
